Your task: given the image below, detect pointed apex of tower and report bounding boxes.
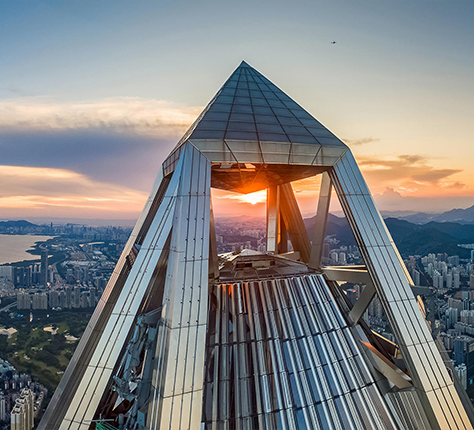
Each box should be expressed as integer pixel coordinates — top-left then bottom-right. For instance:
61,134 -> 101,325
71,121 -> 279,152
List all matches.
172,61 -> 347,165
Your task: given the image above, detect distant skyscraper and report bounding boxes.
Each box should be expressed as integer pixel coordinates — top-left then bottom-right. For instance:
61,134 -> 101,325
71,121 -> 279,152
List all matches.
39,61 -> 474,430
346,288 -> 357,305
73,286 -> 80,308
40,250 -> 48,287
11,388 -> 34,430
456,363 -> 468,390
454,336 -> 474,386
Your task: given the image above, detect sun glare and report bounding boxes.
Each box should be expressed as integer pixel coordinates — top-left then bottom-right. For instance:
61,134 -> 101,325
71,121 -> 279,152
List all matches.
239,190 -> 267,205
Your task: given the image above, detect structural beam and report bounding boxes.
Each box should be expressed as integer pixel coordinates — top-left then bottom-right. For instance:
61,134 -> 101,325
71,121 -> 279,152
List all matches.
37,166 -> 171,430
266,185 -> 280,254
309,171 -> 332,269
209,199 -> 219,279
279,183 -> 311,263
349,282 -> 376,325
331,150 -> 472,429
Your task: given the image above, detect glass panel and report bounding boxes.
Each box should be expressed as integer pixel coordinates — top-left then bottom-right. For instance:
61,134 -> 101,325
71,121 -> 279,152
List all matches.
268,99 -> 286,108
230,113 -> 254,122
282,125 -> 311,135
287,134 -> 319,144
234,96 -> 251,105
254,114 -> 279,124
209,103 -> 232,112
249,89 -> 264,98
284,100 -> 301,109
276,93 -> 292,102
315,137 -> 344,146
189,130 -> 225,140
262,90 -> 278,100
258,133 -> 290,143
231,104 -> 253,113
253,106 -> 274,114
298,117 -> 323,127
278,116 -> 303,126
196,120 -> 228,131
205,111 -> 230,121
227,121 -> 256,132
220,87 -> 236,96
272,107 -> 293,117
251,98 -> 269,106
225,130 -> 258,140
236,89 -> 250,97
215,95 -> 234,104
256,123 -> 285,133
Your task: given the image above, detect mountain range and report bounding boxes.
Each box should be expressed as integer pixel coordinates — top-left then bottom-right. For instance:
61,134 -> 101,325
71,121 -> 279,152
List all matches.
305,214 -> 474,258
383,204 -> 474,225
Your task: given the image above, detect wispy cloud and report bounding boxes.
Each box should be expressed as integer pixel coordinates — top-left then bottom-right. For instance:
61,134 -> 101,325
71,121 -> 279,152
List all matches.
0,165 -> 147,218
358,154 -> 467,193
0,97 -> 201,137
343,137 -> 380,146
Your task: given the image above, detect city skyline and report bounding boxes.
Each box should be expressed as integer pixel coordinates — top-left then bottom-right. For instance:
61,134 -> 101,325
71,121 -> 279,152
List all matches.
1,0 -> 473,221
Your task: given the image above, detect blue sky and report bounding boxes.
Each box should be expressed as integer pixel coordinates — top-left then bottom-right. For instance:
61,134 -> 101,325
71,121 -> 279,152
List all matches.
1,0 -> 473,219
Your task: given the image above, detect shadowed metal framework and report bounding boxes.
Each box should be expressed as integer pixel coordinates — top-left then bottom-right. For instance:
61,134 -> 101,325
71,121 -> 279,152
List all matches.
39,61 -> 474,430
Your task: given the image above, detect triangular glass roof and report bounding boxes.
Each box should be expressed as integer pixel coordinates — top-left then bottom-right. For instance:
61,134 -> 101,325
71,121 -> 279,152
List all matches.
177,61 -> 347,149
163,61 -> 349,192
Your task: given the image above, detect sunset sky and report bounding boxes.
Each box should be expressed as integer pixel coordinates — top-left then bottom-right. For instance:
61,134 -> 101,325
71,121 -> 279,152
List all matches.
1,0 -> 473,223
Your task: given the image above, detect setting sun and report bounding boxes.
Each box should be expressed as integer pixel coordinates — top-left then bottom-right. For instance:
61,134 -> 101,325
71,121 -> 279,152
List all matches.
238,190 -> 267,205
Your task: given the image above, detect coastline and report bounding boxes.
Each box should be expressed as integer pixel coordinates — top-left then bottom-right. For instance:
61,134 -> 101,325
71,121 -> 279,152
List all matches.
0,234 -> 56,266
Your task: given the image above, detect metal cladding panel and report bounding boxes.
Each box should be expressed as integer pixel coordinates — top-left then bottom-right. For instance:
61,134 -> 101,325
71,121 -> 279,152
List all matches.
38,166 -> 169,430
48,150 -> 190,430
147,143 -> 211,430
203,274 -> 398,430
331,149 -> 473,430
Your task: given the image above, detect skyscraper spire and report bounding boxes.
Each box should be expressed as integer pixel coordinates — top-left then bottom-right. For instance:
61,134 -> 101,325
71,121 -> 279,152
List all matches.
39,62 -> 474,430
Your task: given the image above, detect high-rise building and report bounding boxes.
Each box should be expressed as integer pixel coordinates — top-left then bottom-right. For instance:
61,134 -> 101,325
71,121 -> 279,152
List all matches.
457,363 -> 468,390
0,391 -> 5,421
447,307 -> 460,328
11,388 -> 34,430
39,62 -> 474,430
73,287 -> 80,308
454,336 -> 474,387
31,293 -> 47,310
89,287 -> 96,307
65,286 -> 72,309
49,291 -> 60,308
40,250 -> 48,288
16,291 -> 31,310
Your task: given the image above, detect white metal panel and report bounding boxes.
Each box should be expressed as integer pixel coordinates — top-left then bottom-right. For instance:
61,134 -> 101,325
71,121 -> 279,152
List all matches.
332,149 -> 472,430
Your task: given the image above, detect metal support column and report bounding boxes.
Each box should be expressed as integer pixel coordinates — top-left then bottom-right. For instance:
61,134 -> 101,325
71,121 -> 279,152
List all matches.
266,185 -> 280,253
309,171 -> 332,270
279,183 -> 311,263
209,198 -> 219,279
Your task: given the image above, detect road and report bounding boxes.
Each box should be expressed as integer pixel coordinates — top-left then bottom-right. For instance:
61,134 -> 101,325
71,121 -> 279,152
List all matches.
0,301 -> 17,312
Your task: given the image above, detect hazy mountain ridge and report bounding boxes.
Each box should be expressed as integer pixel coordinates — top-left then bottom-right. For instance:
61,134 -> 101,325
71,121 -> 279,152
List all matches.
0,219 -> 37,229
305,214 -> 474,258
389,204 -> 474,225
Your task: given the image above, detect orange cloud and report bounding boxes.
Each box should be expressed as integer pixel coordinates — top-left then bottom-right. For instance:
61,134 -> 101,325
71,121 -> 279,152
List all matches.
356,154 -> 469,196
0,165 -> 147,218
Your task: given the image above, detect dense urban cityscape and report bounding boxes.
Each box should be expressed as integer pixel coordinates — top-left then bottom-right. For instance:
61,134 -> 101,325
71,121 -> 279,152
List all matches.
2,213 -> 474,427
